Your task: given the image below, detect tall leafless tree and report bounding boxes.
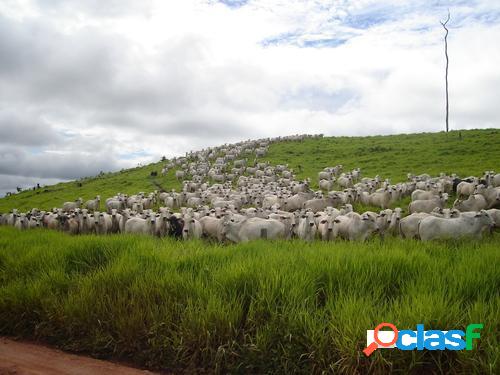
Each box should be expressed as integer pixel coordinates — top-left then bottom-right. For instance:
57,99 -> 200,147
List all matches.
441,10 -> 450,133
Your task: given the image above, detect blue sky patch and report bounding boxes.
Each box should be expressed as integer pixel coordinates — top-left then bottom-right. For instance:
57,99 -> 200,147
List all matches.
118,150 -> 152,160
343,11 -> 391,30
262,32 -> 348,48
302,38 -> 347,48
218,0 -> 248,9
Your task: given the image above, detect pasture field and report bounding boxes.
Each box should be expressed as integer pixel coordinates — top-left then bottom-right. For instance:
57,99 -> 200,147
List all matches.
0,129 -> 499,373
0,128 -> 499,212
0,227 -> 499,374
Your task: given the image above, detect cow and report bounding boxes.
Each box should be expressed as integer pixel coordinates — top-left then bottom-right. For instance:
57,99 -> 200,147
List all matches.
168,216 -> 184,238
110,209 -> 123,233
332,212 -> 378,241
486,209 -> 500,230
296,212 -> 317,241
418,210 -> 494,241
408,194 -> 448,214
283,192 -> 314,212
106,198 -> 124,213
28,215 -> 42,229
154,211 -> 170,237
222,217 -> 285,243
78,209 -> 94,234
199,215 -> 226,241
124,213 -> 157,235
493,173 -> 500,187
94,211 -> 113,235
453,195 -> 488,212
182,217 -> 203,240
175,170 -> 185,181
14,214 -> 28,230
318,171 -> 333,181
303,197 -> 341,213
317,215 -> 335,241
319,179 -> 335,191
84,195 -> 101,211
411,190 -> 439,201
65,214 -> 80,235
474,185 -> 500,208
63,198 -> 83,212
456,180 -> 477,198
369,190 -> 392,209
337,175 -> 353,189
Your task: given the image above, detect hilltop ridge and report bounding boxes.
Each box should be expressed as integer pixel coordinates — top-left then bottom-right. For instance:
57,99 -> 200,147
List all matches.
0,129 -> 498,212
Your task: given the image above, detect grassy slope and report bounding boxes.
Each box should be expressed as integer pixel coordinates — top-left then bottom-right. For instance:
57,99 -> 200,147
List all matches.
0,161 -> 182,212
1,129 -> 499,212
0,227 -> 498,374
266,129 -> 499,184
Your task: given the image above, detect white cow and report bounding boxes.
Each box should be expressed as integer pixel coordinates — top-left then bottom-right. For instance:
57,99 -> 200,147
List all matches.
124,213 -> 156,235
408,194 -> 448,214
14,214 -> 28,230
93,211 -> 112,235
332,213 -> 378,241
411,190 -> 439,201
369,190 -> 391,209
317,215 -> 335,241
453,195 -> 488,212
223,217 -> 285,243
296,212 -> 317,241
399,208 -> 460,239
84,195 -> 101,211
182,217 -> 203,240
486,209 -> 500,230
63,198 -> 83,212
418,210 -> 493,241
474,185 -> 500,208
456,181 -> 477,198
199,216 -> 226,241
106,199 -> 124,213
319,179 -> 335,191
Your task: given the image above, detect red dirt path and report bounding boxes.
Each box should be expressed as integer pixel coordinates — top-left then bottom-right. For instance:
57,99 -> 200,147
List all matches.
0,337 -> 159,375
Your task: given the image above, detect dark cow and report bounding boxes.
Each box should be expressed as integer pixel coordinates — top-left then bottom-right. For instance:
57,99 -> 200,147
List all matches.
168,216 -> 184,238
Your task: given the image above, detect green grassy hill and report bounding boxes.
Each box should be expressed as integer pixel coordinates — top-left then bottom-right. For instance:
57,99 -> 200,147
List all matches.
1,128 -> 498,212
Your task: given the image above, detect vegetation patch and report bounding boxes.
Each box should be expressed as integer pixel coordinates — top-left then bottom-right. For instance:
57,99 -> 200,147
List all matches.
0,227 -> 498,373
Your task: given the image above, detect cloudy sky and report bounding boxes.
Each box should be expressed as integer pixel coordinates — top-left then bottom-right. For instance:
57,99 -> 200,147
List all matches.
0,0 -> 499,196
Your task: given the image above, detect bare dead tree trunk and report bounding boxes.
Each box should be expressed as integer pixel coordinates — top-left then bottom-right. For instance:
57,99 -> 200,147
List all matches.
441,11 -> 450,133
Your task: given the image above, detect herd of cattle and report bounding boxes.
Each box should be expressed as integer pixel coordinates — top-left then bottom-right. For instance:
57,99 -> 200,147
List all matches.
1,134 -> 499,242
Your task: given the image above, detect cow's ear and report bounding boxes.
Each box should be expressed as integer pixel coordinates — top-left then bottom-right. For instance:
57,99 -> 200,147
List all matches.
334,219 -> 340,223
320,220 -> 327,224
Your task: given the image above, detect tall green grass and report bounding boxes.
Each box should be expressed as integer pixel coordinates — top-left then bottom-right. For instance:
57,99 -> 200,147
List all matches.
0,227 -> 498,374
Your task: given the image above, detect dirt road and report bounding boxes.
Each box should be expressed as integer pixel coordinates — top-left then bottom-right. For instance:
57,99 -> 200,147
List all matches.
0,338 -> 159,375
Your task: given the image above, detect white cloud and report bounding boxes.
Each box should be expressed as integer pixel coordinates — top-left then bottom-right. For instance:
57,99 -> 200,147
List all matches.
0,0 -> 499,195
